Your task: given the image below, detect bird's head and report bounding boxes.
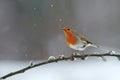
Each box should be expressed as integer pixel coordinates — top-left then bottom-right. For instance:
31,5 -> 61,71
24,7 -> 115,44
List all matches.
61,26 -> 77,45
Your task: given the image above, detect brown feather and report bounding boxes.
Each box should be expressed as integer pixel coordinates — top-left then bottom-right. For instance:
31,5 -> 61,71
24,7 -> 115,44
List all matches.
75,32 -> 93,44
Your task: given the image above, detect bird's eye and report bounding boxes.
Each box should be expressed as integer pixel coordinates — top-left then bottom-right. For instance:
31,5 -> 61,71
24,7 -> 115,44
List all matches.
67,29 -> 70,30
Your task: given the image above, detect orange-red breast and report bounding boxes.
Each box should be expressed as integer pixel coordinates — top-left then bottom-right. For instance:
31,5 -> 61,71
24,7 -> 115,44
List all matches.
62,26 -> 99,51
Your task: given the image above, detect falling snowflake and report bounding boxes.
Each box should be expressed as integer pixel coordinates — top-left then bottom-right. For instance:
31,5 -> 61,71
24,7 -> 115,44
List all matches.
33,8 -> 37,10
50,4 -> 54,8
59,18 -> 62,22
33,24 -> 37,27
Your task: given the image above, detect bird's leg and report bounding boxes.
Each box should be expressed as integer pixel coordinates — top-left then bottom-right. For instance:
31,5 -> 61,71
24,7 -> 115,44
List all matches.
72,50 -> 85,56
72,50 -> 86,60
72,50 -> 79,56
80,51 -> 86,60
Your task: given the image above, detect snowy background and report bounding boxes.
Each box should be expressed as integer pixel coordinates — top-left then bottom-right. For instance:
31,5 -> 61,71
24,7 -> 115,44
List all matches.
0,0 -> 120,80
1,59 -> 120,80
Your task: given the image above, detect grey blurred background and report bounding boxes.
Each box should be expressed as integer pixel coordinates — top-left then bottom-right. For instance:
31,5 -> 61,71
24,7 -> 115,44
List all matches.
1,0 -> 120,80
0,0 -> 120,60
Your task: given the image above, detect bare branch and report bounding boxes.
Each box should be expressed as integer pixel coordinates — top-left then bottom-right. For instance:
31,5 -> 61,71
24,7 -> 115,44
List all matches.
0,51 -> 120,79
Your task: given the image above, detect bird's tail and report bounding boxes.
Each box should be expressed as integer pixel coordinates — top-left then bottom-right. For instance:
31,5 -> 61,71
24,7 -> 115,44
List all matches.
88,43 -> 101,48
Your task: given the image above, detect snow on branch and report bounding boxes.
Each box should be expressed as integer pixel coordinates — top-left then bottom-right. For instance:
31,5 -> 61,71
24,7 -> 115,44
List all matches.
0,51 -> 120,80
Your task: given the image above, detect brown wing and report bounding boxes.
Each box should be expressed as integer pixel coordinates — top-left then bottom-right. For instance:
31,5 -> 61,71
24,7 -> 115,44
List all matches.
75,32 -> 93,44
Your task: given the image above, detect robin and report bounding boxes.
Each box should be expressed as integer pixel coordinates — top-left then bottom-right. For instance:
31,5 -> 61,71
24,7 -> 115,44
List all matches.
62,26 -> 99,51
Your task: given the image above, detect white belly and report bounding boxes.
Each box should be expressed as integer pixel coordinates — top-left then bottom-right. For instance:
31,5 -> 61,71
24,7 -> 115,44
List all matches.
68,35 -> 97,51
68,35 -> 87,51
69,43 -> 87,51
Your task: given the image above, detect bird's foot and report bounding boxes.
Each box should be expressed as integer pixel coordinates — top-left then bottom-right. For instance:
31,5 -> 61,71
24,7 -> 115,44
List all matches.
72,50 -> 80,56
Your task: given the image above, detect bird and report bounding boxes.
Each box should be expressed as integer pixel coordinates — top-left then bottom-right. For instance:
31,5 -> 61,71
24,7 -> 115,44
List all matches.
62,26 -> 99,51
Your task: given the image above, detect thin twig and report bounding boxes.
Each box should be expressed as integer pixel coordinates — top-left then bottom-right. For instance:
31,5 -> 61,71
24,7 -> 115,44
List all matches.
0,52 -> 120,79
